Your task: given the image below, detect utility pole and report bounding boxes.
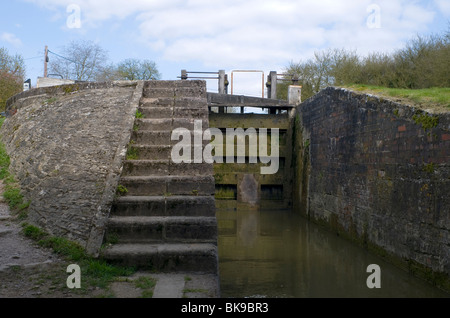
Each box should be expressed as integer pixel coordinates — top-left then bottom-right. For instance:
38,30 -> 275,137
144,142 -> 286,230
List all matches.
44,45 -> 49,77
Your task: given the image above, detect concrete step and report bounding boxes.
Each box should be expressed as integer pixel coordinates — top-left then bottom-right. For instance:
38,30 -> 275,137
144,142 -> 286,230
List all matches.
111,195 -> 216,217
135,118 -> 209,132
143,84 -> 207,99
135,118 -> 173,131
173,107 -> 209,120
172,118 -> 209,130
127,145 -> 172,160
131,130 -> 211,147
137,105 -> 207,120
168,161 -> 214,176
101,243 -> 218,273
119,176 -> 215,196
0,228 -> 13,237
122,160 -> 213,177
123,160 -> 169,176
140,97 -> 174,107
105,216 -> 217,244
144,80 -> 207,90
138,106 -> 173,119
131,131 -> 172,145
142,88 -> 175,98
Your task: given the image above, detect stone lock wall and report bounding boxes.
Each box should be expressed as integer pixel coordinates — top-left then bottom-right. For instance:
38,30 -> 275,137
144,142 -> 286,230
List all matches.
1,81 -> 143,251
294,87 -> 450,288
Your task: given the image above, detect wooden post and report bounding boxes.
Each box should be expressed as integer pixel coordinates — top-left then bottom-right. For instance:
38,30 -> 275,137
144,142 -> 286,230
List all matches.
44,45 -> 49,78
224,74 -> 229,94
269,71 -> 277,114
218,70 -> 226,113
218,70 -> 226,94
181,69 -> 188,80
288,85 -> 302,106
269,71 -> 277,99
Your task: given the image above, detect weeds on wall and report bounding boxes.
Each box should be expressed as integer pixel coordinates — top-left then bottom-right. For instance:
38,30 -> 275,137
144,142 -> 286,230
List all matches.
0,118 -> 29,219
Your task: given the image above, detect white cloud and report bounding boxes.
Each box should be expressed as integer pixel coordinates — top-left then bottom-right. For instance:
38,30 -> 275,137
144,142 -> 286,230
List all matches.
24,0 -> 444,72
135,0 -> 440,65
0,32 -> 22,47
434,0 -> 450,15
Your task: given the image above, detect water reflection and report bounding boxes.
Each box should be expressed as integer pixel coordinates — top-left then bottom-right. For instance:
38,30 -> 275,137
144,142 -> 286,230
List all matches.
217,209 -> 449,298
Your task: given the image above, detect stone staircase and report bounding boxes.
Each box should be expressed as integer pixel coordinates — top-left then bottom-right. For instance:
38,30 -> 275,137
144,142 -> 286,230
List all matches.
101,81 -> 218,274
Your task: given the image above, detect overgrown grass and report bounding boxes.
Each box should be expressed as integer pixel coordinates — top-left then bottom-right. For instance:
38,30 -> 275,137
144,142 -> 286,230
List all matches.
126,147 -> 139,160
0,118 -> 29,218
22,223 -> 136,293
135,110 -> 144,119
346,85 -> 450,112
134,276 -> 157,298
0,122 -> 10,179
116,184 -> 128,196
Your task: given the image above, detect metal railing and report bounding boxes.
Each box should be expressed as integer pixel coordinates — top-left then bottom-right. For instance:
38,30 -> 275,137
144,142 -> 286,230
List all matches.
179,70 -> 228,94
230,70 -> 265,98
179,69 -> 301,103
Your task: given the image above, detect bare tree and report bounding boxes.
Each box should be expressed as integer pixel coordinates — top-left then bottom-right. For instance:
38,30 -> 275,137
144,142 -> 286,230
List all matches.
95,63 -> 120,82
95,58 -> 162,82
285,49 -> 337,100
116,59 -> 161,81
49,40 -> 108,81
0,47 -> 25,110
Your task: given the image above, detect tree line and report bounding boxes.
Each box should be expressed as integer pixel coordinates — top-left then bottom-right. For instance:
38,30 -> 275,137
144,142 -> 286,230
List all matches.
0,40 -> 161,111
48,40 -> 161,82
0,47 -> 25,111
279,28 -> 450,101
1,29 -> 449,111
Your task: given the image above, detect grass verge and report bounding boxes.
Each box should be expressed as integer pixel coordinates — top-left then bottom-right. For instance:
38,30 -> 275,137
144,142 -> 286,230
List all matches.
22,223 -> 136,296
134,276 -> 157,298
0,117 -> 137,297
345,85 -> 450,113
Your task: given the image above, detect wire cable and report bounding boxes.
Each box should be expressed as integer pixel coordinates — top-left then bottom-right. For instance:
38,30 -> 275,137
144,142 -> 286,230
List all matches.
48,50 -> 79,65
24,55 -> 42,60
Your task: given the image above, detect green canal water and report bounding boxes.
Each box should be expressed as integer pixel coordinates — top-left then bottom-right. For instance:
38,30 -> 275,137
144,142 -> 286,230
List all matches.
217,209 -> 449,298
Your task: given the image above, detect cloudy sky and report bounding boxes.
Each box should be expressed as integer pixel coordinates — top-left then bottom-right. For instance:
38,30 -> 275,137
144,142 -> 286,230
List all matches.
1,0 -> 449,95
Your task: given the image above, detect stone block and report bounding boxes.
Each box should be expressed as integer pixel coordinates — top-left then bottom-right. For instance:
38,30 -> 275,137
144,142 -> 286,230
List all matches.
173,107 -> 209,119
164,217 -> 217,242
105,217 -> 164,243
101,243 -> 218,273
120,176 -> 167,196
144,88 -> 175,98
123,160 -> 170,177
174,98 -> 208,109
172,118 -> 209,130
136,118 -> 173,131
166,196 -> 216,217
129,145 -> 172,160
111,197 -> 166,217
132,131 -> 172,145
169,162 -> 214,176
166,176 -> 215,195
175,87 -> 207,99
139,106 -> 173,119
